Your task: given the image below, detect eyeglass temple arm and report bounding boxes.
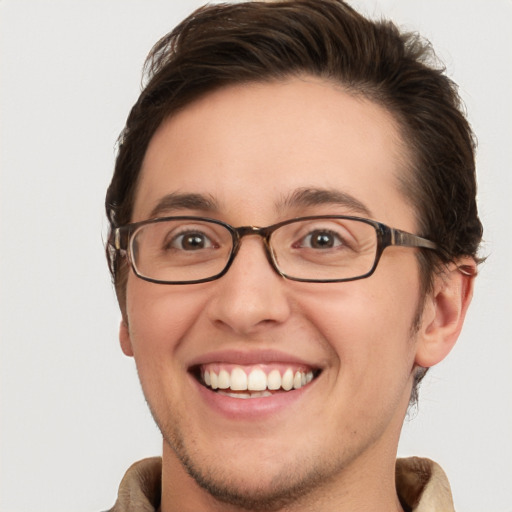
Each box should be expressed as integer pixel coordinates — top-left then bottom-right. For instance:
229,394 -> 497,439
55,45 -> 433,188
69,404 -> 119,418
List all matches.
391,228 -> 477,276
110,227 -> 128,253
390,228 -> 438,250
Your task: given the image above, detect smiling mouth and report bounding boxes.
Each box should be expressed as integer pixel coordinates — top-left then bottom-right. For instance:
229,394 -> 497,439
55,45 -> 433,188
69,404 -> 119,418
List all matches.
195,364 -> 321,399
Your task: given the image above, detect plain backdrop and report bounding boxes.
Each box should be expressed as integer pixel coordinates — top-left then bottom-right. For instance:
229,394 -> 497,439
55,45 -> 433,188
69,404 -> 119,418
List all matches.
1,1 -> 511,511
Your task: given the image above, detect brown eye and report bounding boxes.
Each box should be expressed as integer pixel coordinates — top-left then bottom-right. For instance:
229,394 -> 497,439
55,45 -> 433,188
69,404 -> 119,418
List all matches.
302,230 -> 343,249
170,231 -> 213,251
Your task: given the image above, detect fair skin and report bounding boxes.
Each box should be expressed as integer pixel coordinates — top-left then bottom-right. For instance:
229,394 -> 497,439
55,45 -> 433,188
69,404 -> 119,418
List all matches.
119,77 -> 474,512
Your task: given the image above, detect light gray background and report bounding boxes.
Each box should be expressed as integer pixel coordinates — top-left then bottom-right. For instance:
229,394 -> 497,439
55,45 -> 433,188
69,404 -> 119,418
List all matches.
1,1 -> 511,510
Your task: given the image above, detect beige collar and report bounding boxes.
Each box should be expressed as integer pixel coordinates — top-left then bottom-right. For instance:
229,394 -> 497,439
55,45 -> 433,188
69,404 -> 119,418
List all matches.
396,456 -> 455,511
108,456 -> 455,511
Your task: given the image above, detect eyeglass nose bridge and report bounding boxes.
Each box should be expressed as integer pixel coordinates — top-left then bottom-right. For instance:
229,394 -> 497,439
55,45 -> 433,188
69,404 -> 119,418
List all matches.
228,225 -> 284,278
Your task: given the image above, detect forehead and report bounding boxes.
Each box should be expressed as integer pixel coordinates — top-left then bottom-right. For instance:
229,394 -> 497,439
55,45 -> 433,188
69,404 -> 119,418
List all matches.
134,77 -> 415,228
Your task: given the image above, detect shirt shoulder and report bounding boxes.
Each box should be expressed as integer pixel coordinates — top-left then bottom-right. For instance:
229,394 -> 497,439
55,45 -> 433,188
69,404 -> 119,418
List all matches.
106,457 -> 162,512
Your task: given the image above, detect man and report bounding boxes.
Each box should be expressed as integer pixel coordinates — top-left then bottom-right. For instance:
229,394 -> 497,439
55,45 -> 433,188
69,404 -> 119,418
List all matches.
104,1 -> 482,510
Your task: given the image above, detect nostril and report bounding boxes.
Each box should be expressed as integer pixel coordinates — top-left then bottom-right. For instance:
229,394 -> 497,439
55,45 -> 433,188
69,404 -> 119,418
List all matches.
205,264 -> 292,335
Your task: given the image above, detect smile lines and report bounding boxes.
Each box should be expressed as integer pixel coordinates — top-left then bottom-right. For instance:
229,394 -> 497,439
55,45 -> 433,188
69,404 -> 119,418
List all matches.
201,366 -> 315,396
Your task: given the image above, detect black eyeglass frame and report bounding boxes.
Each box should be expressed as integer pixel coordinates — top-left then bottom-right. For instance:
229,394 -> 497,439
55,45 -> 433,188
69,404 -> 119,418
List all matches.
111,215 -> 439,285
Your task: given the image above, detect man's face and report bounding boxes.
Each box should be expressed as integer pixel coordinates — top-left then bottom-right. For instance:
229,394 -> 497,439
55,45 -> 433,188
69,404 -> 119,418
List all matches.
121,77 -> 427,505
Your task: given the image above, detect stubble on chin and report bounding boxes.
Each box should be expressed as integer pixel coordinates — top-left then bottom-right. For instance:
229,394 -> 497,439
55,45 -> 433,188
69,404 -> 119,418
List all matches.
158,418 -> 344,512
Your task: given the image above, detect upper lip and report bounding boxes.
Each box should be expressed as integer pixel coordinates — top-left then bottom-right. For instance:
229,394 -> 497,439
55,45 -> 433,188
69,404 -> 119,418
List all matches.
187,349 -> 322,370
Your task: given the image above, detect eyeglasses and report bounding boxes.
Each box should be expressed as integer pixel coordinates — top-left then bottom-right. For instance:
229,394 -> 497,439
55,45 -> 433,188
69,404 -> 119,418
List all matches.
112,215 -> 438,285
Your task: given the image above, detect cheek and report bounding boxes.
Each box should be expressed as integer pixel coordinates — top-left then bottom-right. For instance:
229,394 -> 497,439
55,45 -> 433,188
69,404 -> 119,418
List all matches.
124,278 -> 210,360
123,279 -> 214,417
297,267 -> 421,380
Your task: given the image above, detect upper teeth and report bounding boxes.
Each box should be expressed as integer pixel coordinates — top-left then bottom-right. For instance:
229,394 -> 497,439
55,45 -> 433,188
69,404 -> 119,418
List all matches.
202,366 -> 314,392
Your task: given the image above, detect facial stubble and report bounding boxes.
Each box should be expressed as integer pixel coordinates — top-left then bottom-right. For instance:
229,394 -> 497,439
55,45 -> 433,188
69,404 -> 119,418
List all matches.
141,295 -> 425,511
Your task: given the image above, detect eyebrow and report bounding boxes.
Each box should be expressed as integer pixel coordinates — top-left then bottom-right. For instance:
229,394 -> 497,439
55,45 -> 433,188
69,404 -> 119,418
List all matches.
277,187 -> 372,217
147,187 -> 372,221
148,192 -> 219,218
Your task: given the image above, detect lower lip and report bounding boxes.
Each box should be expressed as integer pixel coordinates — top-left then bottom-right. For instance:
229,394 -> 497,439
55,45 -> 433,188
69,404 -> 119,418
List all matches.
192,375 -> 314,420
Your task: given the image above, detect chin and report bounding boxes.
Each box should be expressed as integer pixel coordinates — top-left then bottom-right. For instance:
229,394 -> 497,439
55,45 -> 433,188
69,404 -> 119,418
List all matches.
180,451 -> 331,511
161,417 -> 338,510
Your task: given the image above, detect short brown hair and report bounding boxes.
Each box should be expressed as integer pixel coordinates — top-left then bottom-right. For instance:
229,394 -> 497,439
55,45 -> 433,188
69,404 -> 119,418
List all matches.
106,0 -> 482,313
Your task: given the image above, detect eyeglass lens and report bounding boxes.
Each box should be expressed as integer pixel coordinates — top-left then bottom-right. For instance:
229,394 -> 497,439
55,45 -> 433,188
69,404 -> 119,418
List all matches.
129,217 -> 379,283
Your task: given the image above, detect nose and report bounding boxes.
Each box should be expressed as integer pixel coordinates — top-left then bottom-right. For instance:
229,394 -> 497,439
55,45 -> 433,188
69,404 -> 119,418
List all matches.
206,235 -> 292,336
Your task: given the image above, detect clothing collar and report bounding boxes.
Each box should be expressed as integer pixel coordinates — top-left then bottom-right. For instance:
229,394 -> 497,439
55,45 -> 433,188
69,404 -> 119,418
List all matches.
395,456 -> 455,512
108,456 -> 455,511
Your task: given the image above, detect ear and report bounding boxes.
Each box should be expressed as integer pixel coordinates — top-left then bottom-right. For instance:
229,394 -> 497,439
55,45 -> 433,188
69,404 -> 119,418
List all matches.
119,319 -> 134,357
415,258 -> 476,368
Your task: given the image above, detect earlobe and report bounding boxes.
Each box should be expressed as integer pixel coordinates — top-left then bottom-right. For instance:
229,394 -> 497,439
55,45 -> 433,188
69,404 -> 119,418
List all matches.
415,258 -> 476,368
119,319 -> 135,357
